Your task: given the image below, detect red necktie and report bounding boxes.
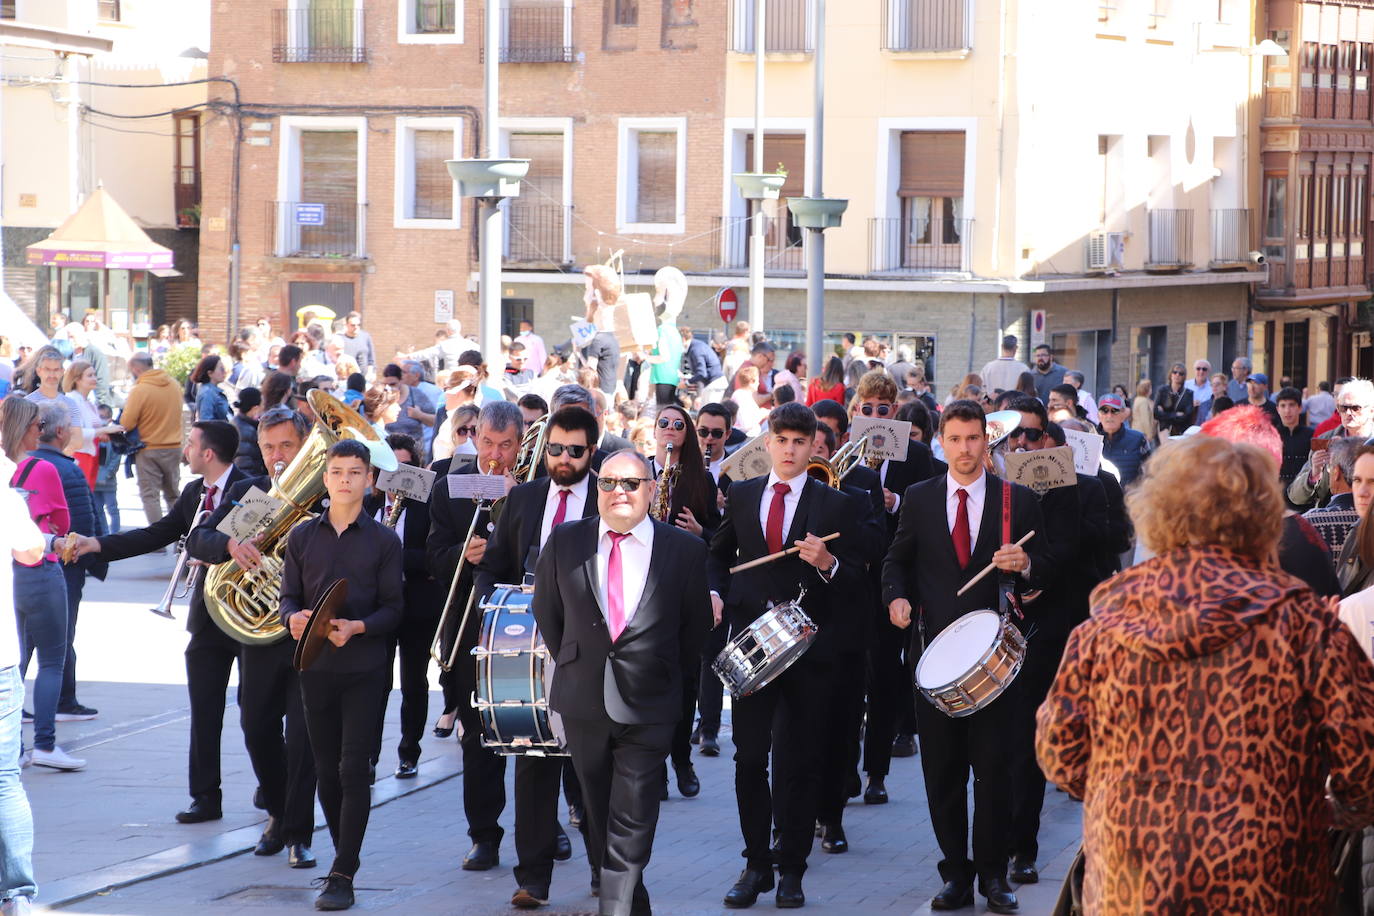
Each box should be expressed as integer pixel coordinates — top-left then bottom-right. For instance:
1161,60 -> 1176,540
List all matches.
953,488 -> 971,569
606,531 -> 630,641
202,484 -> 218,513
550,489 -> 570,529
766,482 -> 790,556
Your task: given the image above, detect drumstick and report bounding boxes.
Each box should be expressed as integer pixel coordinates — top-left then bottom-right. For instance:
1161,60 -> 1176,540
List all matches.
729,532 -> 840,574
955,530 -> 1036,597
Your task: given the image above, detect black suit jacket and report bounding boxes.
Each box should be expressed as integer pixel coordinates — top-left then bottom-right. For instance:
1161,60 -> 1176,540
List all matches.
878,442 -> 937,536
842,463 -> 885,521
880,472 -> 1051,638
474,474 -> 599,602
425,459 -> 497,649
532,517 -> 711,725
163,467 -> 254,634
364,490 -> 437,587
707,475 -> 864,660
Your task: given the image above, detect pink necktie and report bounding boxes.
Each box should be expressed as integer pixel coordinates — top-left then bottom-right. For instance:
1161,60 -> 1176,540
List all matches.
550,489 -> 570,529
606,531 -> 630,641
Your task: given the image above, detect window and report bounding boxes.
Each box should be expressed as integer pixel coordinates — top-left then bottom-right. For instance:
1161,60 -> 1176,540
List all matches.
1297,173 -> 1312,241
98,0 -> 120,21
398,0 -> 463,43
1282,320 -> 1309,391
898,131 -> 966,257
617,118 -> 686,233
614,0 -> 638,26
174,112 -> 201,228
1263,175 -> 1286,250
506,129 -> 570,264
0,2 -> 14,19
275,117 -> 367,257
393,117 -> 462,228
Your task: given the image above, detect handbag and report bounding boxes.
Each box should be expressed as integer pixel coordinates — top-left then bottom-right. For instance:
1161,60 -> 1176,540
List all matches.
1050,846 -> 1086,916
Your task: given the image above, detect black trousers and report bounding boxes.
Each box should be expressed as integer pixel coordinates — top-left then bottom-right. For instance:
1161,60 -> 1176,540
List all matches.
864,618 -> 914,777
916,679 -> 1019,888
373,594 -> 440,766
240,640 -> 316,845
816,650 -> 866,825
58,564 -> 84,709
653,383 -> 679,408
184,622 -> 240,806
455,638 -> 508,844
732,655 -> 831,876
695,621 -> 730,737
668,656 -> 700,769
584,332 -> 620,396
562,715 -> 673,916
1009,623 -> 1072,863
300,666 -> 390,878
512,753 -> 587,895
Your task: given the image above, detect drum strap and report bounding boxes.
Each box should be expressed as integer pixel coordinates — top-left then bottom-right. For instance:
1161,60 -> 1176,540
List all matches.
1000,480 -> 1024,621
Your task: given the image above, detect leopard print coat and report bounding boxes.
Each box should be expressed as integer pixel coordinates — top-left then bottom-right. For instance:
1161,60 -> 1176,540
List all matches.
1036,546 -> 1374,915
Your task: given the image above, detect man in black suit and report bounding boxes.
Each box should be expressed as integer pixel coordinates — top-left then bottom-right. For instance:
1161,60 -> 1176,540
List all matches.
691,402 -> 735,758
532,448 -> 711,916
67,420 -> 248,825
427,400 -> 524,871
184,408 -> 318,868
527,384 -> 631,476
707,402 -> 863,909
882,399 -> 1054,915
474,406 -> 600,909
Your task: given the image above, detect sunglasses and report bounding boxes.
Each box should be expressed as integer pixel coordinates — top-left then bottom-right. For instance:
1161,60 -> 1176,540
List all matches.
1099,407 -> 1121,415
454,425 -> 477,436
1338,404 -> 1369,413
597,476 -> 651,493
545,443 -> 587,458
859,403 -> 893,417
1010,427 -> 1046,442
657,417 -> 686,431
697,427 -> 726,440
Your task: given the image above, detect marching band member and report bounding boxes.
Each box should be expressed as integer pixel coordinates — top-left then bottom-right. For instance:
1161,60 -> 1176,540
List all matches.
882,400 -> 1053,915
185,408 -> 319,867
691,402 -> 734,758
473,406 -> 601,909
532,448 -> 711,916
707,402 -> 861,909
281,439 -> 403,911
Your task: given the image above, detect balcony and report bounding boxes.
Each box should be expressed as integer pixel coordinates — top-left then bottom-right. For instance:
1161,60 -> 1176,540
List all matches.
268,200 -> 367,259
1146,209 -> 1193,270
711,215 -> 804,273
728,0 -> 812,54
272,8 -> 367,63
506,204 -> 572,268
881,0 -> 969,53
868,216 -> 972,275
174,178 -> 200,230
1209,209 -> 1252,268
480,3 -> 574,63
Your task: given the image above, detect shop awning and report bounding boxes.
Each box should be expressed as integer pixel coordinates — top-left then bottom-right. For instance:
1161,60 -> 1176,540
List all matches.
25,187 -> 173,270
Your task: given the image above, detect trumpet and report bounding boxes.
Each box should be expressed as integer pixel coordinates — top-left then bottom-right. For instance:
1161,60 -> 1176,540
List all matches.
151,507 -> 212,619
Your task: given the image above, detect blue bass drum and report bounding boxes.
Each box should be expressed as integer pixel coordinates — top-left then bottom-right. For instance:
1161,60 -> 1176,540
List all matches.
471,584 -> 567,756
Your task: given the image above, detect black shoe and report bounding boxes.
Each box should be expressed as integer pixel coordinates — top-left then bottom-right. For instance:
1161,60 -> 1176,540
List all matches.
288,845 -> 316,869
252,786 -> 267,810
175,800 -> 222,824
313,872 -> 354,911
55,704 -> 98,722
462,840 -> 500,871
675,762 -> 700,798
254,818 -> 284,856
863,776 -> 888,805
846,772 -> 862,799
394,759 -> 418,779
819,823 -> 848,854
930,880 -> 974,910
433,710 -> 456,738
723,868 -> 774,908
1009,856 -> 1038,885
553,826 -> 572,861
891,734 -> 917,757
568,804 -> 584,830
981,877 -> 1019,914
511,887 -> 548,909
776,873 -> 805,908
699,734 -> 720,757
690,725 -> 702,745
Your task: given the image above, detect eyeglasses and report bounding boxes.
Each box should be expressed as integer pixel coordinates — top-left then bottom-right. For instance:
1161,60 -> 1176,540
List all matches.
454,425 -> 477,436
859,403 -> 893,417
545,443 -> 587,458
697,427 -> 726,440
1338,404 -> 1369,413
1099,407 -> 1121,415
1010,427 -> 1046,442
657,417 -> 686,431
597,476 -> 651,493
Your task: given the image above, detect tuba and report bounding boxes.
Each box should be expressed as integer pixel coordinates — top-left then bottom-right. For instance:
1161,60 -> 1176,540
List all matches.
203,389 -> 397,645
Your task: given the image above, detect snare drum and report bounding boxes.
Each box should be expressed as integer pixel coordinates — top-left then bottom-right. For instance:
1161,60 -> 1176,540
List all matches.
915,610 -> 1025,718
471,584 -> 567,756
712,591 -> 817,699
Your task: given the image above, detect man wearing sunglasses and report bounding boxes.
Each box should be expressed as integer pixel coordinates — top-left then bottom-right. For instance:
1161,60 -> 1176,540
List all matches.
533,449 -> 711,916
707,402 -> 863,909
1289,377 -> 1374,509
1095,394 -> 1150,487
851,371 -> 935,527
475,407 -> 601,909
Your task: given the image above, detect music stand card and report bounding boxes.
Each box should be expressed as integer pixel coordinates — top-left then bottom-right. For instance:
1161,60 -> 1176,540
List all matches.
851,417 -> 912,463
445,472 -> 509,502
719,433 -> 772,481
215,486 -> 283,542
1062,428 -> 1104,476
1003,446 -> 1077,494
376,465 -> 436,503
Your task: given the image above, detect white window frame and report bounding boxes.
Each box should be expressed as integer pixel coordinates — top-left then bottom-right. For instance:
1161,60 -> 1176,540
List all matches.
275,116 -> 369,257
285,0 -> 366,62
720,117 -> 813,220
397,0 -> 464,45
617,117 -> 687,235
393,117 -> 464,229
500,117 -> 574,261
873,117 -> 977,275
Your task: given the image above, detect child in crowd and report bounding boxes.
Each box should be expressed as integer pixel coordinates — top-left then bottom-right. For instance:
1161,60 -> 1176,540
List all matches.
93,404 -> 121,534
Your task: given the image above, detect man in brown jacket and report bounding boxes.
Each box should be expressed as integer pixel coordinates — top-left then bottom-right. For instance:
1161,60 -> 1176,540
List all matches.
120,352 -> 184,524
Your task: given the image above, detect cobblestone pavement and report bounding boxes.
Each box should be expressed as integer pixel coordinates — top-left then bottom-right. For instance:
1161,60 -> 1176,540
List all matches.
21,475 -> 1082,915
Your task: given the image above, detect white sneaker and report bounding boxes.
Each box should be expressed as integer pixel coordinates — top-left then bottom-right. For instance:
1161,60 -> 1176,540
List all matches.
30,746 -> 85,771
17,750 -> 30,769
0,895 -> 33,915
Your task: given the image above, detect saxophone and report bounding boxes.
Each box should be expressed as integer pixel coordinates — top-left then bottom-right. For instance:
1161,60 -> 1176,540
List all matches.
650,442 -> 681,522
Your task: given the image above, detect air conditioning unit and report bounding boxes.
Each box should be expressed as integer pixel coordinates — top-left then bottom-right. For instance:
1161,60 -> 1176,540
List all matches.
1085,230 -> 1125,274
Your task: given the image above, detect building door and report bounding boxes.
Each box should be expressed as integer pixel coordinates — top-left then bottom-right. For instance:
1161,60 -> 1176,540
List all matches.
289,281 -> 355,322
1133,325 -> 1168,387
502,297 -> 534,339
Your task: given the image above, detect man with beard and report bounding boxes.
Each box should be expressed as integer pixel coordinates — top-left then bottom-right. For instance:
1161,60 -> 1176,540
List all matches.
474,406 -> 602,908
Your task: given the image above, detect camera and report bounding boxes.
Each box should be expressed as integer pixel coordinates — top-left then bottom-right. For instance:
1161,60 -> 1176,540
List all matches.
1249,250 -> 1266,265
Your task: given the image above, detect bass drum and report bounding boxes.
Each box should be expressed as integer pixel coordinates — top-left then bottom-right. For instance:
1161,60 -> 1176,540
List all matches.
471,585 -> 567,756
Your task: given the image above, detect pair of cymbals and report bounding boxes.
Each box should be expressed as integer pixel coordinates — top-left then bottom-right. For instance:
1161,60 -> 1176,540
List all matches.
293,578 -> 350,672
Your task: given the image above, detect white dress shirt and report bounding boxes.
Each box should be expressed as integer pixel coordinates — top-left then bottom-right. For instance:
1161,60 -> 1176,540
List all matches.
374,496 -> 405,541
596,515 -> 654,629
945,469 -> 987,545
708,456 -> 724,482
204,466 -> 233,513
540,475 -> 590,549
757,471 -> 838,580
